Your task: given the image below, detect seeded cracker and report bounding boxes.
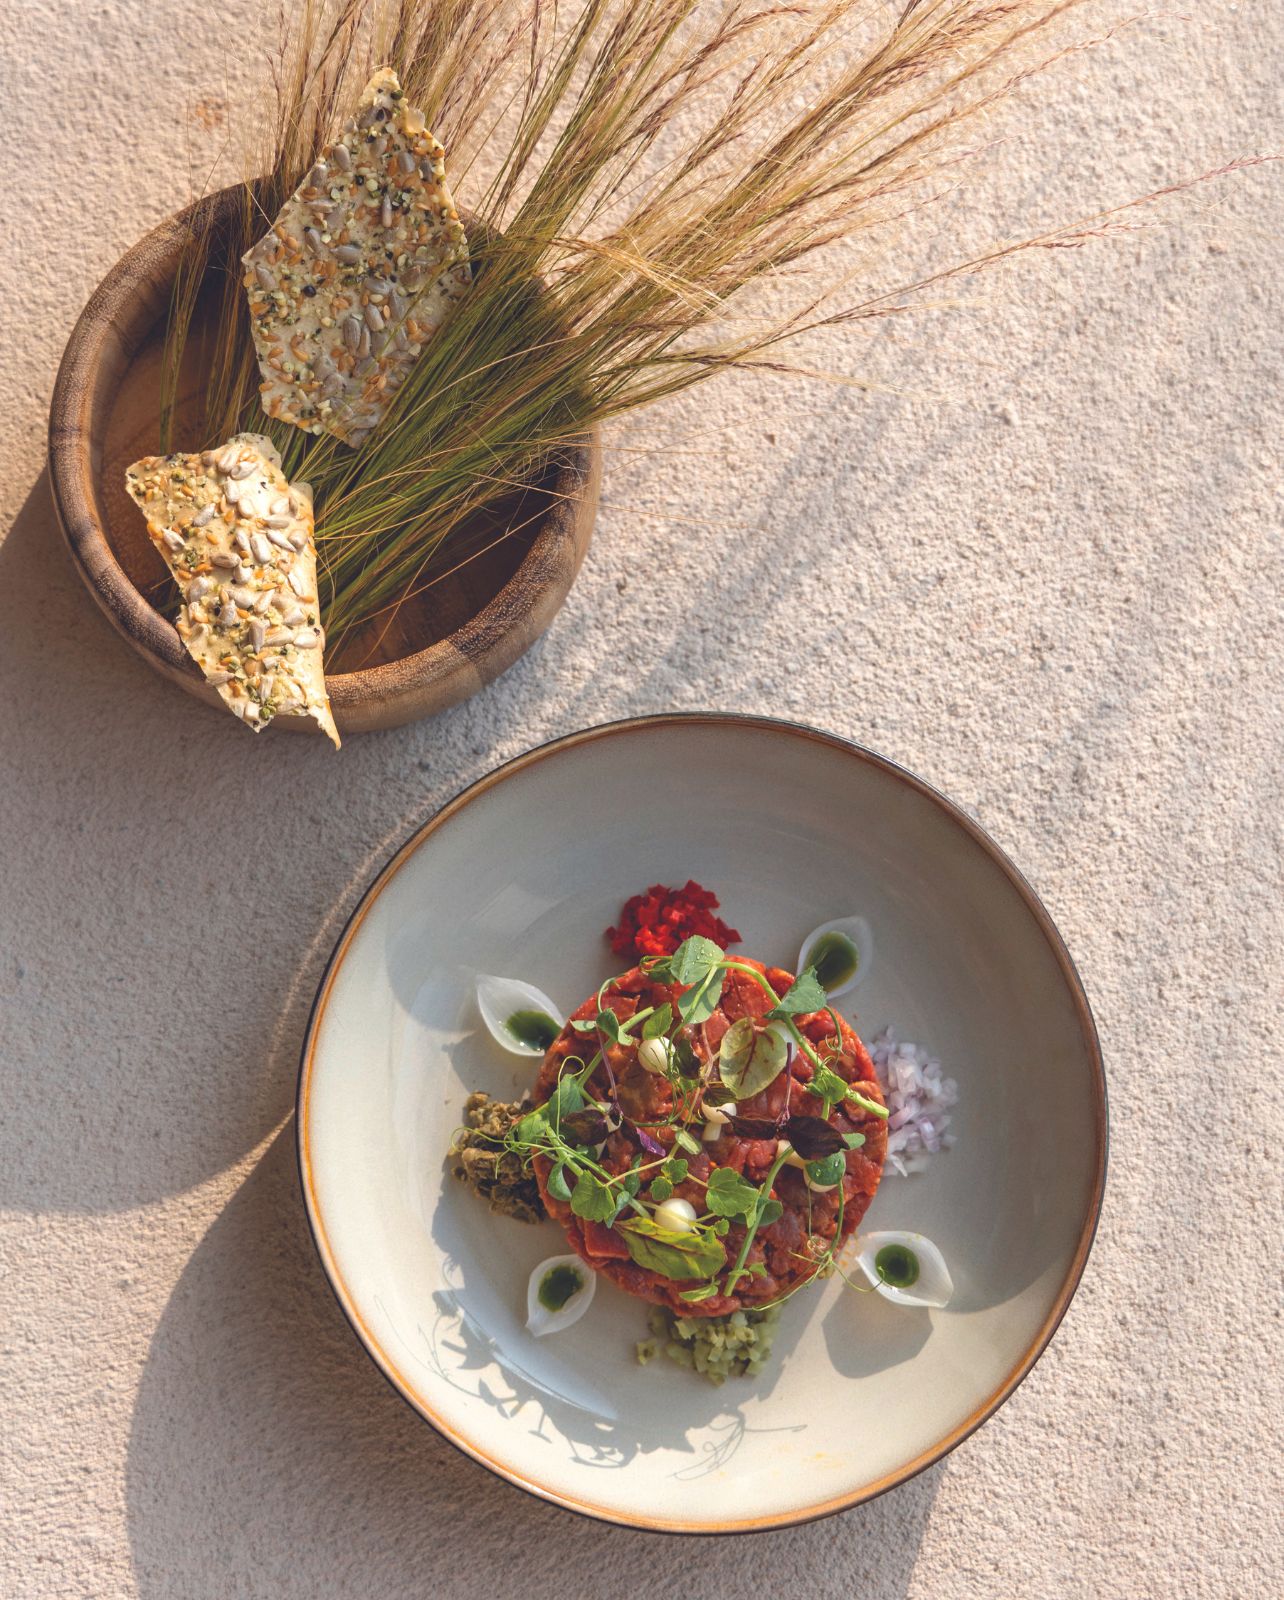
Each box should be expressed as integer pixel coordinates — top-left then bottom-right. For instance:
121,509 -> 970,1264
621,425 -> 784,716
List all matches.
241,67 -> 471,446
124,434 -> 340,746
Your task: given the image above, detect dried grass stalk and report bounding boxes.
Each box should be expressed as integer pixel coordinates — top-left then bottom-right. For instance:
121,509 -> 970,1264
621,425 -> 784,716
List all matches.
159,0 -> 1171,645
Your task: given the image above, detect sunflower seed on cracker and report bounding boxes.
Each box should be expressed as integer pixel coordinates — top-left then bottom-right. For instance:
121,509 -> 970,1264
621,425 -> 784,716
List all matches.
241,66 -> 471,448
124,433 -> 339,748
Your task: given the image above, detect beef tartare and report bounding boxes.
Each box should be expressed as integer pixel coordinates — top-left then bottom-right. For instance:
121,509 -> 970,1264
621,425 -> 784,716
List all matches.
528,953 -> 887,1317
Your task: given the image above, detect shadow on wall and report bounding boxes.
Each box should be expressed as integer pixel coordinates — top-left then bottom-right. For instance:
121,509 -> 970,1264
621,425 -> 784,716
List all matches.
126,1127 -> 943,1600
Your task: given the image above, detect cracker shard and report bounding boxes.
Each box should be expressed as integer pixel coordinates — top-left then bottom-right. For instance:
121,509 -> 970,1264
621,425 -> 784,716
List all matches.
241,66 -> 471,447
124,433 -> 341,747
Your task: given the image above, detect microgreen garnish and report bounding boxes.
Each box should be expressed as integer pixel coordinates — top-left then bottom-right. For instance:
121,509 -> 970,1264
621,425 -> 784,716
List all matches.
723,1111 -> 855,1159
665,936 -> 725,984
558,1109 -> 610,1146
704,1166 -> 761,1221
616,1218 -> 726,1281
723,1143 -> 793,1295
678,1281 -> 722,1304
780,1115 -> 845,1160
807,1063 -> 851,1116
496,934 -> 891,1311
806,1151 -> 847,1187
769,968 -> 829,1018
718,1017 -> 789,1100
573,1007 -> 625,1044
723,1114 -> 780,1140
805,1062 -> 887,1121
647,937 -> 727,1024
569,1171 -> 617,1221
641,1004 -> 673,1039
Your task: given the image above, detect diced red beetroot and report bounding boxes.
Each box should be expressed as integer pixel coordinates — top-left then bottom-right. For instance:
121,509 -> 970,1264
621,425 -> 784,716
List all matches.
605,881 -> 742,961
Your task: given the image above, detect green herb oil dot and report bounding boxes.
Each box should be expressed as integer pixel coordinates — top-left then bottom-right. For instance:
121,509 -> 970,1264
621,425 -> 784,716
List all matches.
807,932 -> 858,992
506,1009 -> 559,1052
874,1243 -> 920,1289
538,1264 -> 584,1313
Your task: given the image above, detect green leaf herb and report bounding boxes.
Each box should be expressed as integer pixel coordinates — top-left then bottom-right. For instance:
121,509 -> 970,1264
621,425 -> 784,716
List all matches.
513,1107 -> 547,1146
678,1280 -> 722,1303
548,1075 -> 587,1121
668,936 -> 725,986
782,1114 -> 844,1159
677,967 -> 725,1026
806,1063 -> 851,1116
617,1217 -> 726,1282
641,1003 -> 673,1040
569,1171 -> 616,1222
704,1166 -> 760,1220
594,1008 -> 624,1045
770,966 -> 828,1018
558,1109 -> 610,1146
672,1031 -> 701,1079
718,1017 -> 788,1100
805,1064 -> 888,1122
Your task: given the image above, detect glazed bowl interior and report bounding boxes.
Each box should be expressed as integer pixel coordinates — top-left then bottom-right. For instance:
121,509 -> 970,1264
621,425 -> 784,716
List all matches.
299,717 -> 1105,1531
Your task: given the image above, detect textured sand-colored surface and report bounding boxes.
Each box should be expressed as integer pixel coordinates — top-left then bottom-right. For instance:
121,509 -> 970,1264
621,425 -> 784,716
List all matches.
1,2 -> 1281,1595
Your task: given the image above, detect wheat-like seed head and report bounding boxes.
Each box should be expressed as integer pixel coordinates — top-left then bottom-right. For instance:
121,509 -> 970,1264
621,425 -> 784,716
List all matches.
157,0 -> 1191,653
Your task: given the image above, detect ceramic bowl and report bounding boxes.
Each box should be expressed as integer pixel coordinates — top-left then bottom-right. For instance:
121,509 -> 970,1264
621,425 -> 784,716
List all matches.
47,184 -> 600,736
297,715 -> 1106,1530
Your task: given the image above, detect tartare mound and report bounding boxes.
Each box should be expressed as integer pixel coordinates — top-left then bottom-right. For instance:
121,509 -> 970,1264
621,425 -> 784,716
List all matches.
531,957 -> 887,1316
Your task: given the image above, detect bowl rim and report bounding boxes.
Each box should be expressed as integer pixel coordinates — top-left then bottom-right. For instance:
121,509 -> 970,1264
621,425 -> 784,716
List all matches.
47,180 -> 600,712
295,712 -> 1109,1534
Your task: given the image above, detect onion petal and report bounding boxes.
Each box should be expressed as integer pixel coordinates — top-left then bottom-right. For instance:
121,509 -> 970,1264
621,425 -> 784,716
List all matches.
476,974 -> 565,1056
798,916 -> 873,997
526,1254 -> 596,1336
854,1230 -> 954,1308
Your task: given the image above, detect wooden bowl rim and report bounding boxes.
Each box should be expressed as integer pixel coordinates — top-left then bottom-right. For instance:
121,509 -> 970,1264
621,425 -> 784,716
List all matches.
47,181 -> 599,706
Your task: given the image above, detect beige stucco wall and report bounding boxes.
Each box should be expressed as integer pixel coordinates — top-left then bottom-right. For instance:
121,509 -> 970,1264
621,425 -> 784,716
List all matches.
1,1 -> 1280,1594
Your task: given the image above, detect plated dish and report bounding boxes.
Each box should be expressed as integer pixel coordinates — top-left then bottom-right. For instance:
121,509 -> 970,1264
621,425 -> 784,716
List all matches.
452,913 -> 959,1372
298,715 -> 1106,1531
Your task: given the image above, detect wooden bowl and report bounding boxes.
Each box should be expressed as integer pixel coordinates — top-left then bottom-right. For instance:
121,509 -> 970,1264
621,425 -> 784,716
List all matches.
47,185 -> 600,737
